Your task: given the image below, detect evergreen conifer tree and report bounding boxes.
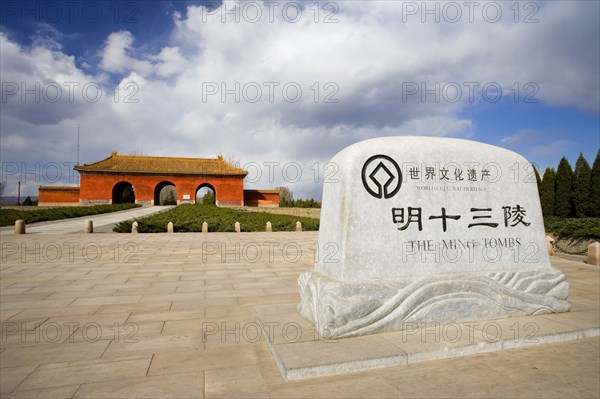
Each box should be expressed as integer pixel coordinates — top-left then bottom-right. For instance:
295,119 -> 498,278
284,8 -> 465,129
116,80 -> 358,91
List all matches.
573,153 -> 592,217
590,149 -> 600,217
533,165 -> 542,198
554,157 -> 574,217
540,168 -> 556,217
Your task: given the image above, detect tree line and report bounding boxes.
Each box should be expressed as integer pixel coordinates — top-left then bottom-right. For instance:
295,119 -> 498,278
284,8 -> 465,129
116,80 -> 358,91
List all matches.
537,149 -> 600,218
277,186 -> 322,208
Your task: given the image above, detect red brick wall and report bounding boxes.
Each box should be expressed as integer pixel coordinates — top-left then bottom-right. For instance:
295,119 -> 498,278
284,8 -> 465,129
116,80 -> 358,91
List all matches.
38,187 -> 80,206
244,190 -> 280,207
79,173 -> 245,206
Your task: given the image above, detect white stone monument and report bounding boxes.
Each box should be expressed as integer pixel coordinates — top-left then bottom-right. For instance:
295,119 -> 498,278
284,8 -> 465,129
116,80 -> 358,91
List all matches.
299,137 -> 570,339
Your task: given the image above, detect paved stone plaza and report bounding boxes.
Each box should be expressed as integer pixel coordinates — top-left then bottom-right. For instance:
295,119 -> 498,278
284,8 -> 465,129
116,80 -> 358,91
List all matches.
1,231 -> 598,398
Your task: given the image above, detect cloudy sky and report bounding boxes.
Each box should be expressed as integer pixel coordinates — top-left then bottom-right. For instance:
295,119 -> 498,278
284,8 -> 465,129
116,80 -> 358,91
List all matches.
1,0 -> 599,199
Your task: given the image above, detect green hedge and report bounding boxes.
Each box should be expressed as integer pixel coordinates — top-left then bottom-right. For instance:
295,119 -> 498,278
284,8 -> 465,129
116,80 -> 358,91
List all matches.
0,204 -> 141,226
544,216 -> 600,238
114,204 -> 319,233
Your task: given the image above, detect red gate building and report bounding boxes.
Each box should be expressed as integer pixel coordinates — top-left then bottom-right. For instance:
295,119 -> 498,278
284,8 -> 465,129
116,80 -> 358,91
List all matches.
38,152 -> 279,207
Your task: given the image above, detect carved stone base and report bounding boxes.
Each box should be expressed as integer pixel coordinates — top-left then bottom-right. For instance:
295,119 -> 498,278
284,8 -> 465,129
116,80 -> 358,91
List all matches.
298,268 -> 571,339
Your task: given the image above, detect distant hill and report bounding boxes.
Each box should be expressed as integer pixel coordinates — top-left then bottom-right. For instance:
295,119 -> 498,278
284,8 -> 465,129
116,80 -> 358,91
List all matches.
0,196 -> 38,205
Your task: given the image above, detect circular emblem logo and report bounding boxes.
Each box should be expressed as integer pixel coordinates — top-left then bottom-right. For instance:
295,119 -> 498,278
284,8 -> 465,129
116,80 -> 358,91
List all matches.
361,154 -> 402,199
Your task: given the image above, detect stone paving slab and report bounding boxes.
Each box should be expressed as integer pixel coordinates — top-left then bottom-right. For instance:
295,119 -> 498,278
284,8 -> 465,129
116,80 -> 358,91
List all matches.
0,232 -> 598,398
257,305 -> 599,380
257,255 -> 600,381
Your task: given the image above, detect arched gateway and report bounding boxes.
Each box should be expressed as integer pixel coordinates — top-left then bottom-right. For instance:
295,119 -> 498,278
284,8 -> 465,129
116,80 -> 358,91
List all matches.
38,152 -> 280,207
73,152 -> 248,206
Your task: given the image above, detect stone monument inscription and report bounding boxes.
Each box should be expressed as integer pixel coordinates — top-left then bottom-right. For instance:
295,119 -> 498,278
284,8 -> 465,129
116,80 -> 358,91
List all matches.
299,137 -> 570,338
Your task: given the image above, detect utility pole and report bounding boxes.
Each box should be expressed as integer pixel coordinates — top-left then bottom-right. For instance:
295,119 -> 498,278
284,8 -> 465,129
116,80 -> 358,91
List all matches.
17,181 -> 21,206
77,124 -> 80,166
77,124 -> 81,185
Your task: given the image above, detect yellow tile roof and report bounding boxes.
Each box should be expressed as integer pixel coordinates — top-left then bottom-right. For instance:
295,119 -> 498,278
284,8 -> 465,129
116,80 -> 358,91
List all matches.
74,153 -> 248,177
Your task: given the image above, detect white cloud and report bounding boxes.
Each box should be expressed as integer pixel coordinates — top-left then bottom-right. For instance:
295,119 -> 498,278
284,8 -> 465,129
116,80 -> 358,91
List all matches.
532,140 -> 574,155
99,31 -> 186,78
99,31 -> 153,75
498,128 -> 587,173
396,117 -> 474,137
152,46 -> 187,77
501,129 -> 576,153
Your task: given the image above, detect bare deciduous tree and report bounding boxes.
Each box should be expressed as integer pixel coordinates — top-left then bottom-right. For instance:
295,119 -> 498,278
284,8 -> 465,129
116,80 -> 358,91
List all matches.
218,152 -> 241,168
276,186 -> 293,202
128,150 -> 147,156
